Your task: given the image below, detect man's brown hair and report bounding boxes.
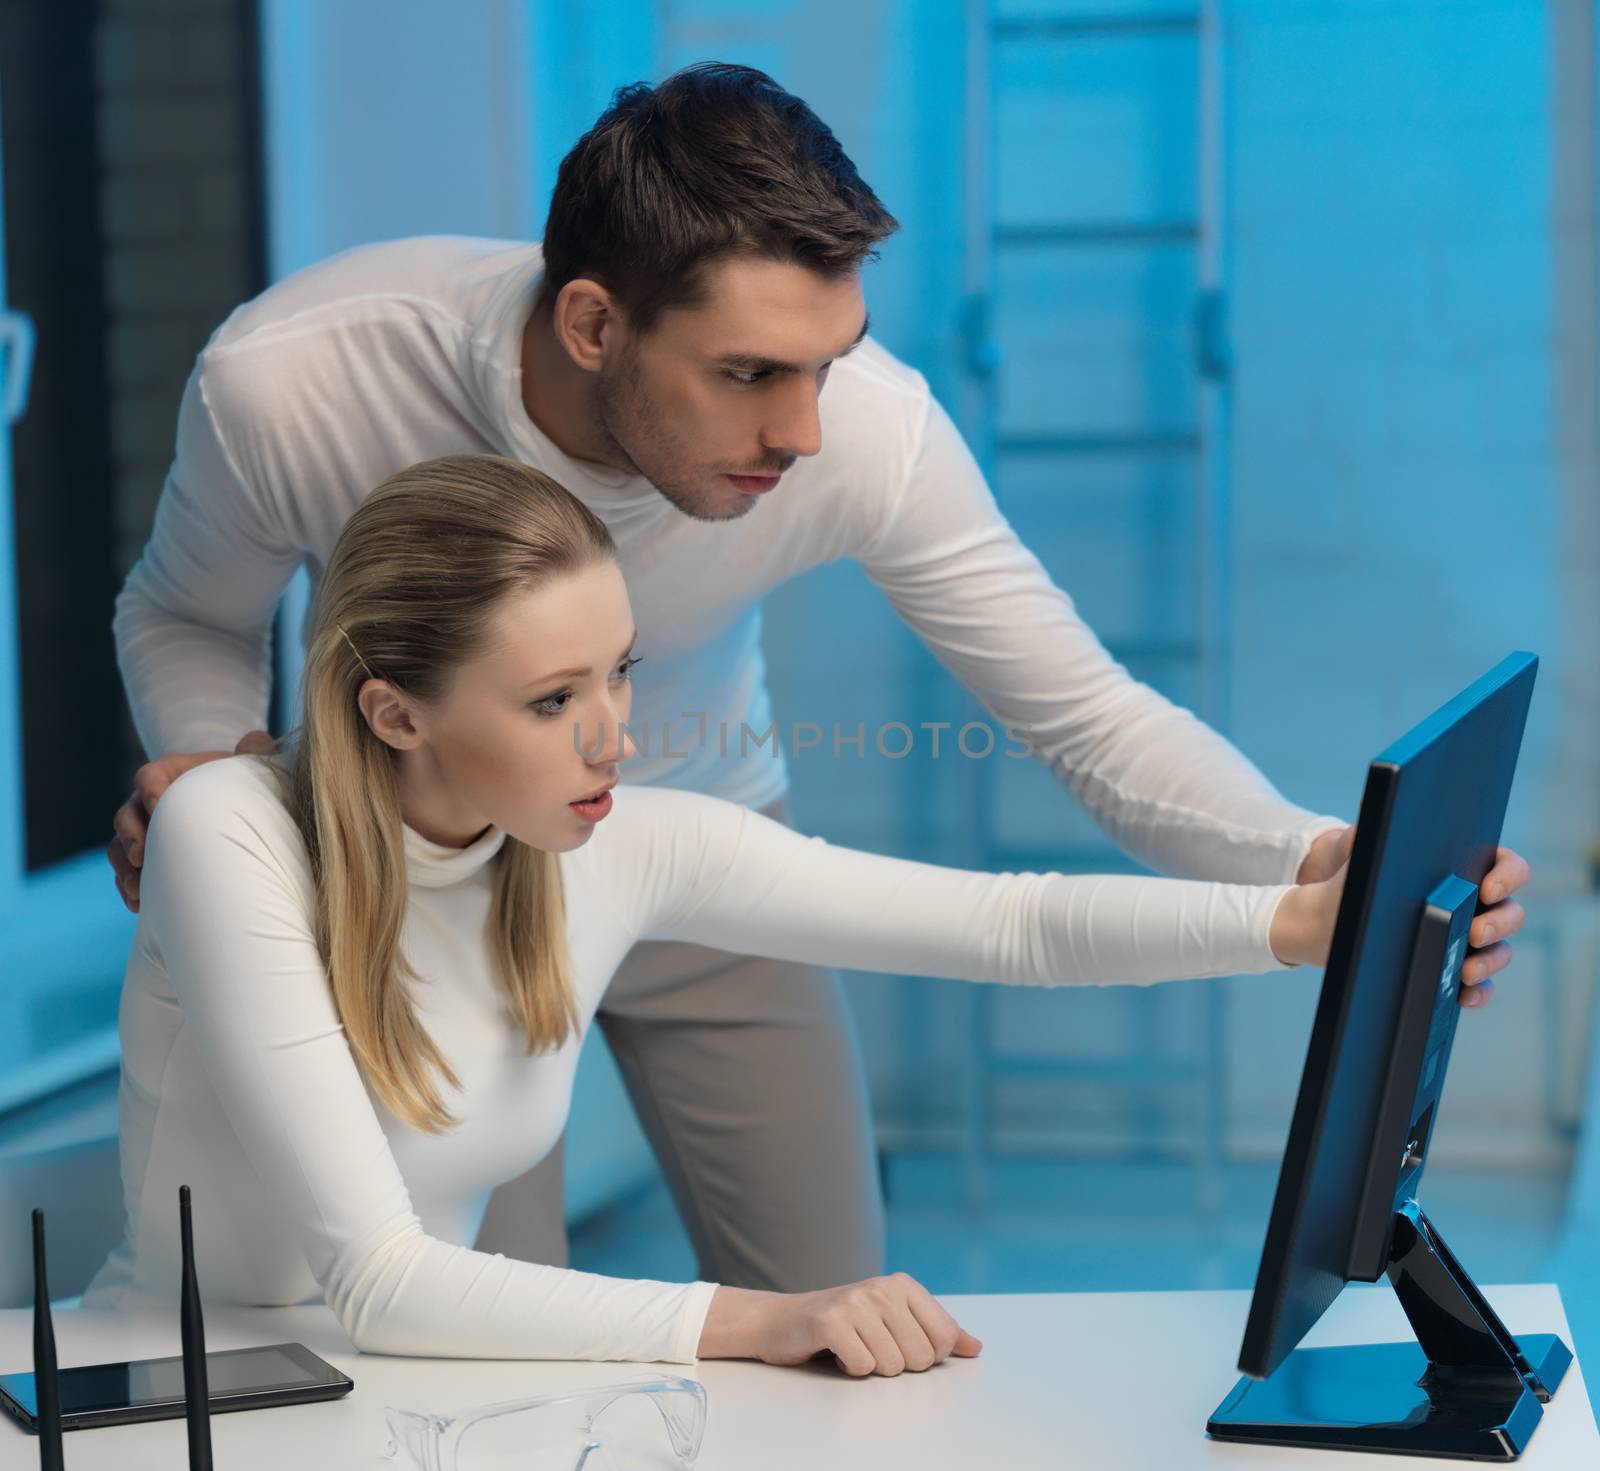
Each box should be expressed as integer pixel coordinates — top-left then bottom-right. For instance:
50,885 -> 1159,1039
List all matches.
535,61 -> 900,334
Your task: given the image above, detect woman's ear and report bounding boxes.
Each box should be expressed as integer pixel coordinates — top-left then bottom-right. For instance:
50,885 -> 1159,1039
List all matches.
357,680 -> 426,751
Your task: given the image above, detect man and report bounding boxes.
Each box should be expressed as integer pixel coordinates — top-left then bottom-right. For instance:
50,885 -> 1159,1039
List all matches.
107,61 -> 1527,1293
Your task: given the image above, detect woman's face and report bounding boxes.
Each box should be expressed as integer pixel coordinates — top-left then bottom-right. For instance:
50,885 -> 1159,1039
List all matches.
372,559 -> 640,852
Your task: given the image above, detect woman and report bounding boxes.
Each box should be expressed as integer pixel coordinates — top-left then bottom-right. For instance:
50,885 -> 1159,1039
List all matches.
84,454 -> 1362,1375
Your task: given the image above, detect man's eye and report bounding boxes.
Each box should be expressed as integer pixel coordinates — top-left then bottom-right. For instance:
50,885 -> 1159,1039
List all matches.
724,369 -> 768,386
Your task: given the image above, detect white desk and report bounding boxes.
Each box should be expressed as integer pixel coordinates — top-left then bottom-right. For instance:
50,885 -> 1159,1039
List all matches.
1,1285 -> 1594,1468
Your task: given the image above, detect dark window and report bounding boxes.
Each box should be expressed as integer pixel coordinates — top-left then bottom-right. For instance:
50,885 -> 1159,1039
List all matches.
0,0 -> 269,870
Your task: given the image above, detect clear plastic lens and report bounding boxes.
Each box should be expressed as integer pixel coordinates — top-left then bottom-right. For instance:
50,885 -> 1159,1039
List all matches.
591,1384 -> 703,1468
385,1376 -> 705,1471
457,1389 -> 684,1468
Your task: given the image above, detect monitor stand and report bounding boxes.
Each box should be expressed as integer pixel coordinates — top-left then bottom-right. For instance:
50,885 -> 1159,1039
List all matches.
1208,1199 -> 1571,1460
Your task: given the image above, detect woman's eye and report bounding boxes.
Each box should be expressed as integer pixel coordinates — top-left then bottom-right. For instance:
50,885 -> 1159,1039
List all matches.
532,658 -> 639,716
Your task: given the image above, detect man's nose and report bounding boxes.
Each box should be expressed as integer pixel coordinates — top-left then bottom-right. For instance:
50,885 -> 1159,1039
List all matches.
762,381 -> 822,460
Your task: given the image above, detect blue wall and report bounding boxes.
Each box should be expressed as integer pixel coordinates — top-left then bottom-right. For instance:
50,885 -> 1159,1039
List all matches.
251,0 -> 1600,1184
2,0 -> 1591,1304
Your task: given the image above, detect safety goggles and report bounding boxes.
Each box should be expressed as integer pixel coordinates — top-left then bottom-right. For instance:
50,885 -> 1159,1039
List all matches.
382,1373 -> 706,1471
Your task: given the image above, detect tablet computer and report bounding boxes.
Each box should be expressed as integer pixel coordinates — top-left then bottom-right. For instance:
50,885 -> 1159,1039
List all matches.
0,1340 -> 353,1432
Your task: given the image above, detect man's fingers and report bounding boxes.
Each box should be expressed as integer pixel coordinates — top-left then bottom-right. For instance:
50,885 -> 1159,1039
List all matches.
112,798 -> 151,867
106,836 -> 134,883
1482,848 -> 1531,904
114,747 -> 239,906
952,1329 -> 983,1357
106,839 -> 141,914
1470,899 -> 1524,949
133,761 -> 175,812
1462,941 -> 1512,987
1461,978 -> 1496,1009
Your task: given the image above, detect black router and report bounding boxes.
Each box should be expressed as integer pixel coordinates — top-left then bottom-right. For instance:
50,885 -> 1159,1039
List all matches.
178,1186 -> 214,1470
7,1188 -> 352,1452
30,1209 -> 62,1471
30,1185 -> 213,1470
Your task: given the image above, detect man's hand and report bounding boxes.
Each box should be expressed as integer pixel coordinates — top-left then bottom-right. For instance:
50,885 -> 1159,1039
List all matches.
1286,824 -> 1528,1007
107,730 -> 275,913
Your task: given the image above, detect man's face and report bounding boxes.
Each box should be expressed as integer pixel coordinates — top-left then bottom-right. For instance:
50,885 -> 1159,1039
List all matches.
592,257 -> 869,521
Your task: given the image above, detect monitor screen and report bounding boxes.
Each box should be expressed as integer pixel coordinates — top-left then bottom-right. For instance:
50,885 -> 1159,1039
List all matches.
1235,652 -> 1537,1381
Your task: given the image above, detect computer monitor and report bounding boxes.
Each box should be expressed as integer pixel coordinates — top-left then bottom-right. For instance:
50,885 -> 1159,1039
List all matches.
1208,651 -> 1571,1461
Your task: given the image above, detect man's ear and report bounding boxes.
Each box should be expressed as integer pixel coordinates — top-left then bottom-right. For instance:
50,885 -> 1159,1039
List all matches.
552,277 -> 621,374
357,680 -> 425,751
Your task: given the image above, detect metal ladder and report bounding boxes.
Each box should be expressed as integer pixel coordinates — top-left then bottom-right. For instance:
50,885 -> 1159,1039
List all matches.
944,0 -> 1235,1218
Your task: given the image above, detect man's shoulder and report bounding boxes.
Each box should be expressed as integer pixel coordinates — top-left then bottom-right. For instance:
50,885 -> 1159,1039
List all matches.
203,235 -> 534,359
183,236 -> 537,475
794,334 -> 936,528
830,333 -> 932,418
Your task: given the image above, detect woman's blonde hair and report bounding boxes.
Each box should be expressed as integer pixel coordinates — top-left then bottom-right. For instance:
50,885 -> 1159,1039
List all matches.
283,453 -> 616,1132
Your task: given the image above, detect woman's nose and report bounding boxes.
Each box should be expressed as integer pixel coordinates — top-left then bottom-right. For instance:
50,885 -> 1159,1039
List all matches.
604,692 -> 637,766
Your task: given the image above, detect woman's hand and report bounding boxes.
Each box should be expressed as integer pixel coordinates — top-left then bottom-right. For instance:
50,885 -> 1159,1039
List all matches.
1274,823 -> 1528,1007
698,1273 -> 982,1377
1270,824 -> 1355,968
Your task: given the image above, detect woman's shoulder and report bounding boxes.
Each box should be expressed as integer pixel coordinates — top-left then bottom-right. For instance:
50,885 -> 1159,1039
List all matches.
563,783 -> 754,919
155,749 -> 292,812
583,783 -> 750,845
147,752 -> 310,874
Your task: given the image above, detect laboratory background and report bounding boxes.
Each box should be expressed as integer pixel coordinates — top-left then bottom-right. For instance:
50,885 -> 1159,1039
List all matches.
1,0 -> 1598,1377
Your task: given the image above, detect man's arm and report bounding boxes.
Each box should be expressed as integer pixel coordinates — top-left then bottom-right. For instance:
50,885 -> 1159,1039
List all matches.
113,358 -> 301,758
106,357 -> 300,909
857,390 -> 1343,887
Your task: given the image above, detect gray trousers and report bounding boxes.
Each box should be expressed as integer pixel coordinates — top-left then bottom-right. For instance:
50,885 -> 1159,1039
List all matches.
473,799 -> 886,1291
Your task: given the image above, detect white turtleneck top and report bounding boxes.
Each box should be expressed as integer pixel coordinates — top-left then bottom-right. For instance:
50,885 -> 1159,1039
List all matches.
83,754 -> 1297,1364
112,235 -> 1343,884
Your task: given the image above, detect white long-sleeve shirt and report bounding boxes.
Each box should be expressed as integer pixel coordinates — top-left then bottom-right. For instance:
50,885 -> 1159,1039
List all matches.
113,235 -> 1340,884
83,754 -> 1296,1362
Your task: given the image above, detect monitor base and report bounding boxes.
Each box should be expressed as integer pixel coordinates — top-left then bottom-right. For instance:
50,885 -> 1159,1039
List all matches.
1209,1201 -> 1571,1460
1209,1335 -> 1570,1461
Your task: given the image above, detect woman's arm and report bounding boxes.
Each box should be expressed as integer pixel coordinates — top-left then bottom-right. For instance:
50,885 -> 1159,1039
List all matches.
140,759 -> 716,1362
605,786 -> 1299,984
